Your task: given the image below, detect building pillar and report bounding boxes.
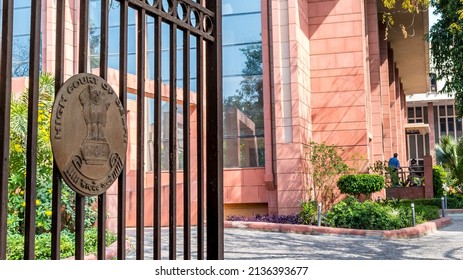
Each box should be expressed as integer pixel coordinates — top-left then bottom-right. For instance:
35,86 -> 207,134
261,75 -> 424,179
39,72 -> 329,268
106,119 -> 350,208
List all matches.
379,27 -> 392,158
423,155 -> 434,198
270,0 -> 311,214
400,83 -> 407,160
427,102 -> 436,161
366,0 -> 384,163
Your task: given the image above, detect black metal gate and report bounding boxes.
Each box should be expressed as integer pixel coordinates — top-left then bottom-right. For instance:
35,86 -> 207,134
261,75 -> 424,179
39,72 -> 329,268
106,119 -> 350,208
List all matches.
0,0 -> 223,260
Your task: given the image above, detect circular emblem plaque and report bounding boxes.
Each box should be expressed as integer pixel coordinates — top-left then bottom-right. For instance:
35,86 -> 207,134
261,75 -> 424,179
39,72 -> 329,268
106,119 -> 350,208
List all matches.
50,73 -> 127,196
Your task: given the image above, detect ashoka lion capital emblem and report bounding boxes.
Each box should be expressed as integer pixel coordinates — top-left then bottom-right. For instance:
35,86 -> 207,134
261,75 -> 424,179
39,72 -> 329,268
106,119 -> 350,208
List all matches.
50,73 -> 127,196
80,85 -> 111,165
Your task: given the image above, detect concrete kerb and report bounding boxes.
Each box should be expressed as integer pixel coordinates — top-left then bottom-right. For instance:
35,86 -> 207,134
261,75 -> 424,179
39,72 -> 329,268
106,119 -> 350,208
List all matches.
224,216 -> 453,239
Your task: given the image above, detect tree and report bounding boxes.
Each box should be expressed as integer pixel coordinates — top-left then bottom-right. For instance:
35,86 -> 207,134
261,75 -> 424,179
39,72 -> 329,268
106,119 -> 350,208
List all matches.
381,0 -> 429,39
428,0 -> 463,116
382,0 -> 429,11
435,134 -> 463,192
303,141 -> 350,210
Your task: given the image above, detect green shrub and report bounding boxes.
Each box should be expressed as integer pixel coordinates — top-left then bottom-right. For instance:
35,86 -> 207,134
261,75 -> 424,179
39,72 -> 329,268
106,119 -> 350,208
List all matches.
449,193 -> 463,208
6,228 -> 117,260
395,196 -> 463,209
324,196 -> 440,230
303,141 -> 349,210
433,165 -> 447,197
7,73 -> 97,235
337,174 -> 384,197
299,200 -> 318,225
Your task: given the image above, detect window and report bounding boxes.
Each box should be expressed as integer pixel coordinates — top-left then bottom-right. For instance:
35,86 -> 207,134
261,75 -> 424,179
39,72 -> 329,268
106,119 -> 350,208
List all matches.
222,0 -> 264,168
435,104 -> 462,140
407,106 -> 429,162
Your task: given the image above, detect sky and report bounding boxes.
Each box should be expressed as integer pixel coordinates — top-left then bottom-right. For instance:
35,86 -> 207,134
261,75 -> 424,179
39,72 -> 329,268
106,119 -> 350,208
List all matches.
428,5 -> 440,29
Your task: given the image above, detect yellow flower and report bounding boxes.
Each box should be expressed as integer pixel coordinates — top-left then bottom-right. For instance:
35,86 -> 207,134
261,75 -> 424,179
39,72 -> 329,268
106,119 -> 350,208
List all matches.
36,199 -> 40,205
13,144 -> 23,153
20,191 -> 24,195
45,210 -> 52,216
21,202 -> 26,207
48,189 -> 52,194
38,222 -> 42,227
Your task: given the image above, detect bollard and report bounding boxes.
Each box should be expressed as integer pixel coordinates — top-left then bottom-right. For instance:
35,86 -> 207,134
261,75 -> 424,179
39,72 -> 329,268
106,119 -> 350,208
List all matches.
317,202 -> 322,227
444,195 -> 448,210
411,203 -> 416,227
441,197 -> 446,217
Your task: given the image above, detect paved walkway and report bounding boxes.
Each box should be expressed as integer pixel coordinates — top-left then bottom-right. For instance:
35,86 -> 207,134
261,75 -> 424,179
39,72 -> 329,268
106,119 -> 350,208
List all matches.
126,213 -> 463,260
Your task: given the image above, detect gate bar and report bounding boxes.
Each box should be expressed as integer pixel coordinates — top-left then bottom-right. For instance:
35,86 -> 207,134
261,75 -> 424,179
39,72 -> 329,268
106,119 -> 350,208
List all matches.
52,0 -> 65,260
183,29 -> 191,260
196,32 -> 204,261
0,0 -> 14,261
136,7 -> 146,260
117,0 -> 129,260
169,22 -> 178,261
97,0 -> 110,260
24,0 -> 42,260
75,0 -> 90,260
205,0 -> 224,260
153,14 -> 162,260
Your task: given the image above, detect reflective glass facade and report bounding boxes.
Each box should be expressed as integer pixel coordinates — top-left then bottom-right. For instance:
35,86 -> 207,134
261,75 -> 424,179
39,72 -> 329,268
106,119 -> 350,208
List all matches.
11,0 -> 32,77
8,0 -> 265,170
222,0 -> 264,168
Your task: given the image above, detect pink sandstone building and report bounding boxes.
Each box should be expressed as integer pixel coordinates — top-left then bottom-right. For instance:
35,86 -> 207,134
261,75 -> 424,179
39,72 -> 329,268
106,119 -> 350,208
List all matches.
9,0 -> 433,229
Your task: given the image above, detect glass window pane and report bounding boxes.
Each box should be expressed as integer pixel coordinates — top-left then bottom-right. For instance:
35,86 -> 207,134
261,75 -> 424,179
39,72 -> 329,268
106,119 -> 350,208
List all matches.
417,136 -> 424,158
128,25 -> 136,53
440,118 -> 447,135
223,0 -> 261,15
108,3 -> 120,27
108,27 -> 120,54
448,105 -> 454,116
12,35 -> 30,77
439,105 -> 446,116
448,117 -> 455,136
223,13 -> 262,45
15,0 -> 30,9
89,0 -> 101,28
407,107 -> 414,120
108,54 -> 119,70
128,7 -> 136,25
416,107 -> 422,118
409,136 -> 417,159
127,53 -> 136,74
223,44 -> 254,76
13,7 -> 31,36
223,76 -> 242,99
457,118 -> 462,138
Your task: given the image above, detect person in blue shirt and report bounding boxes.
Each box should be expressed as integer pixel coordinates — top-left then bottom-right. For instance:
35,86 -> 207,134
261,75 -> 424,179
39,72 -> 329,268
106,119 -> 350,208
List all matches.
388,153 -> 401,187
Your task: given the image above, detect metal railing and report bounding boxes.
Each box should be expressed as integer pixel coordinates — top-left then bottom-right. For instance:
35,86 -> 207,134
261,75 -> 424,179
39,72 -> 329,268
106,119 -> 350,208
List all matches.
388,165 -> 425,187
